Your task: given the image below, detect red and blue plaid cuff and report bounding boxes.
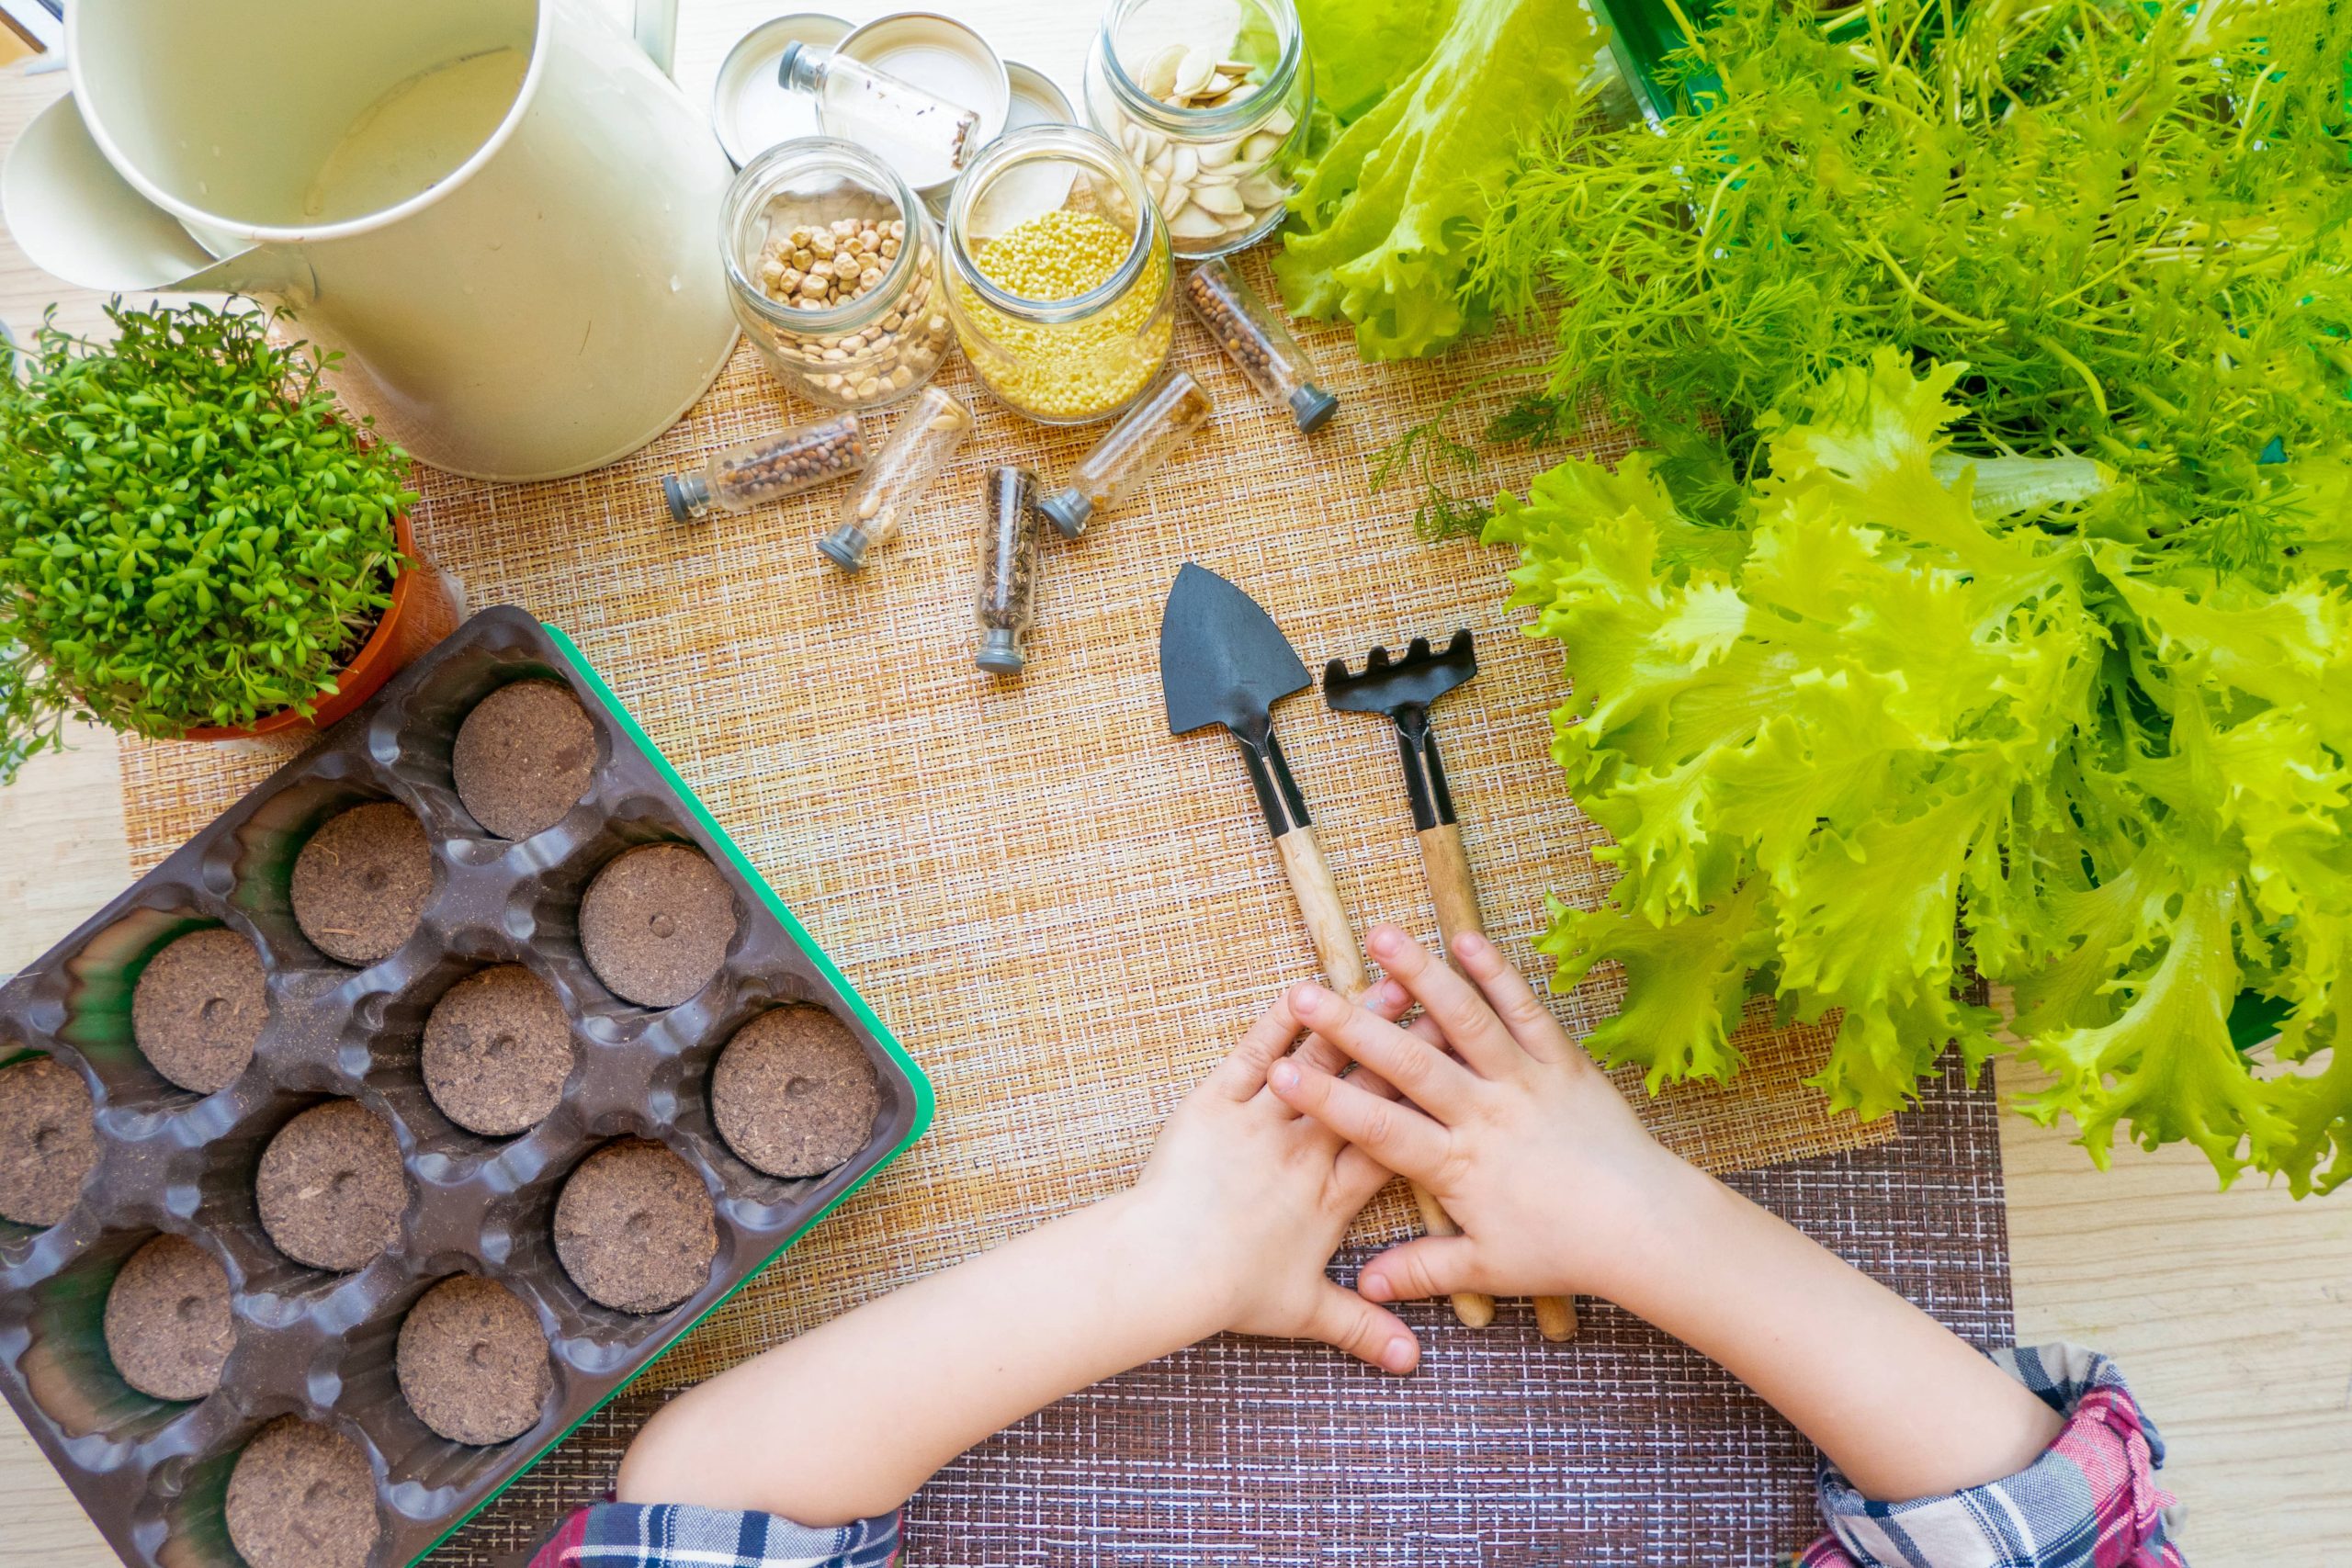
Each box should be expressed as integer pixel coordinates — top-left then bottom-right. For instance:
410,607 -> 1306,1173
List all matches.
1792,1345 -> 2184,1568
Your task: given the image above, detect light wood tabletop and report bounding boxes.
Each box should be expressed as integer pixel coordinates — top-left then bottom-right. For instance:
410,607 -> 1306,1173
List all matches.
1,6 -> 2346,1564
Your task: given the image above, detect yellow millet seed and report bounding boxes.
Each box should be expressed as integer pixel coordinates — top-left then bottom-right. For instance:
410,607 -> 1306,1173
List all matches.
953,209 -> 1170,423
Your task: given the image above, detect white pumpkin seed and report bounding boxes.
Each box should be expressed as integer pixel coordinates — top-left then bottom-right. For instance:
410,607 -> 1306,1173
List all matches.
1193,183 -> 1246,217
1238,173 -> 1288,207
1169,203 -> 1228,242
1171,145 -> 1200,184
1172,48 -> 1216,98
1242,130 -> 1284,164
1197,138 -> 1238,170
1148,143 -> 1175,176
1264,107 -> 1296,136
1139,44 -> 1185,99
1202,73 -> 1238,98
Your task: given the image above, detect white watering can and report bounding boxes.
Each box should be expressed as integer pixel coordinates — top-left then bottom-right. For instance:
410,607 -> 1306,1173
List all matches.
1,0 -> 737,481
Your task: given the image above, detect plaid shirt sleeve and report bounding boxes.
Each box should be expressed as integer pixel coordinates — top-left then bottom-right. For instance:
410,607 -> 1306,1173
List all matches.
528,1500 -> 900,1568
1788,1344 -> 2187,1568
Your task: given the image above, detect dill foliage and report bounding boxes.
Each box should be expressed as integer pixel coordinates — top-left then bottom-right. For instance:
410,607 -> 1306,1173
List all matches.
1469,0 -> 2352,571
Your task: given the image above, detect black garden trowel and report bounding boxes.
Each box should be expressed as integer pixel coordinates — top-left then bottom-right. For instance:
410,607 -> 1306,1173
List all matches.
1325,627 -> 1579,1342
1158,563 -> 1368,998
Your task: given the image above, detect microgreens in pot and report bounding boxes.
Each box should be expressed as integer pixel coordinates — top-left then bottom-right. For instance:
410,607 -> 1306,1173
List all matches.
0,301 -> 415,776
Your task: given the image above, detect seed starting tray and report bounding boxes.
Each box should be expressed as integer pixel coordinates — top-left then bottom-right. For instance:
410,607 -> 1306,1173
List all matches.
0,605 -> 934,1568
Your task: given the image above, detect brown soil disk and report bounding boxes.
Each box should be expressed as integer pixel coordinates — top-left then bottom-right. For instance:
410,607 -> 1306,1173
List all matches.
552,1138 -> 717,1314
578,844 -> 737,1009
395,1274 -> 551,1446
255,1100 -> 408,1272
131,927 -> 266,1094
0,1055 -> 97,1227
452,680 -> 598,841
104,1233 -> 235,1401
712,1007 -> 880,1179
224,1416 -> 380,1568
291,802 -> 433,966
421,965 -> 573,1137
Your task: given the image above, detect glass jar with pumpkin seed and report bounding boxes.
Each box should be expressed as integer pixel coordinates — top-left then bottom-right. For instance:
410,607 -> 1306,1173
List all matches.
943,125 -> 1175,425
1081,0 -> 1311,258
721,138 -> 956,411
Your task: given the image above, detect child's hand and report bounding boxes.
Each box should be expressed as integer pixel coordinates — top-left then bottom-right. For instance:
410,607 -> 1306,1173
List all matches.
1121,981 -> 1426,1375
1266,924 -> 1691,1308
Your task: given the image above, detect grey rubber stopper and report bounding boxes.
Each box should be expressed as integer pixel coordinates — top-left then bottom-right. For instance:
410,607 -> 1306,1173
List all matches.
1037,486 -> 1092,540
976,627 -> 1025,673
816,528 -> 866,572
1290,385 -> 1339,434
662,473 -> 710,525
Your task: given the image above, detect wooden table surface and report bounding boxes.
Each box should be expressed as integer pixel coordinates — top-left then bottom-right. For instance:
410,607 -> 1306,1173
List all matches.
2,6 -> 2346,1564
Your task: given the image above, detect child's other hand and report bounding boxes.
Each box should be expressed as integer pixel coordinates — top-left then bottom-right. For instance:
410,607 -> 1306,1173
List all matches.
1121,982 -> 1424,1376
1266,924 -> 1690,1308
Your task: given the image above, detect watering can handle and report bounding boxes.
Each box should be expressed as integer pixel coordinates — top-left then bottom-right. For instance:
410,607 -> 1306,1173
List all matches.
630,0 -> 678,76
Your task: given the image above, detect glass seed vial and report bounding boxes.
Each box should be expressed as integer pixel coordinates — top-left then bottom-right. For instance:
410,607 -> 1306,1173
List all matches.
974,465 -> 1041,674
662,413 -> 866,524
819,386 -> 974,571
1182,257 -> 1338,432
778,43 -> 982,189
1038,368 -> 1214,538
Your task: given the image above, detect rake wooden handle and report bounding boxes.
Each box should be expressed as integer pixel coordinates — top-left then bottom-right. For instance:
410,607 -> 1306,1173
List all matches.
1416,821 -> 1580,1344
1272,824 -> 1498,1331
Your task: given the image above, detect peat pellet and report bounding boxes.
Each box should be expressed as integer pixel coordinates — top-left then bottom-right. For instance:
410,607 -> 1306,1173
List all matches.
578,844 -> 737,1008
104,1234 -> 234,1401
0,1055 -> 96,1227
395,1275 -> 551,1446
130,927 -> 266,1094
422,965 -> 573,1136
255,1100 -> 408,1272
552,1138 -> 717,1314
452,680 -> 598,841
712,1007 -> 880,1179
291,801 -> 433,966
224,1416 -> 380,1568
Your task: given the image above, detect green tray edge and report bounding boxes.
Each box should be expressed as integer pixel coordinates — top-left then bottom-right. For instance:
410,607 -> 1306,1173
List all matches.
404,621 -> 937,1562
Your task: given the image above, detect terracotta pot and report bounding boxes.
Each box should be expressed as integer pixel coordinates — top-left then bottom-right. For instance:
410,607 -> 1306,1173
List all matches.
179,513 -> 461,741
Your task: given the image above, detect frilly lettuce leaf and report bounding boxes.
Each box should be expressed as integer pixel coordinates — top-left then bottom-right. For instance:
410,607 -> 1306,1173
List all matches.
1277,0 -> 1598,359
1490,348 -> 2352,1190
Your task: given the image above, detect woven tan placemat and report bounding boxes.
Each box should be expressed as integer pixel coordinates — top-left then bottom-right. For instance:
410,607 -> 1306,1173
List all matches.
117,253 -> 1888,1388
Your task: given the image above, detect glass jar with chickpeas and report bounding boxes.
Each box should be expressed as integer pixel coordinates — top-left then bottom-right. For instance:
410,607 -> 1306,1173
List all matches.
1082,0 -> 1311,259
721,138 -> 956,411
943,125 -> 1175,426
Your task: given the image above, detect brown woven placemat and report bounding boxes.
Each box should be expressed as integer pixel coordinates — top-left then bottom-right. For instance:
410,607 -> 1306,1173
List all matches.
117,254 -> 1900,1377
412,1064 -> 2011,1568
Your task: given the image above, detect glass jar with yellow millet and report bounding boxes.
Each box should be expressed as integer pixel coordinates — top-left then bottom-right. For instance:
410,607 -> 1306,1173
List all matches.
942,125 -> 1175,425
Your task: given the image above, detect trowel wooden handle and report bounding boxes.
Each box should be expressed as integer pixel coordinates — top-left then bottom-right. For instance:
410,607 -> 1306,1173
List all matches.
1415,822 -> 1581,1344
1272,824 -> 1498,1331
1274,826 -> 1369,998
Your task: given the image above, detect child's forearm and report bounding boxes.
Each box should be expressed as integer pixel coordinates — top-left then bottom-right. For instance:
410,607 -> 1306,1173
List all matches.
616,1190 -> 1214,1525
1611,1160 -> 2063,1502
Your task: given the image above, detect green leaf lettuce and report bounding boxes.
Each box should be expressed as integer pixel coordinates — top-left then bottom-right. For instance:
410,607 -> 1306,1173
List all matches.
1278,0 -> 1597,359
1491,351 -> 2352,1190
